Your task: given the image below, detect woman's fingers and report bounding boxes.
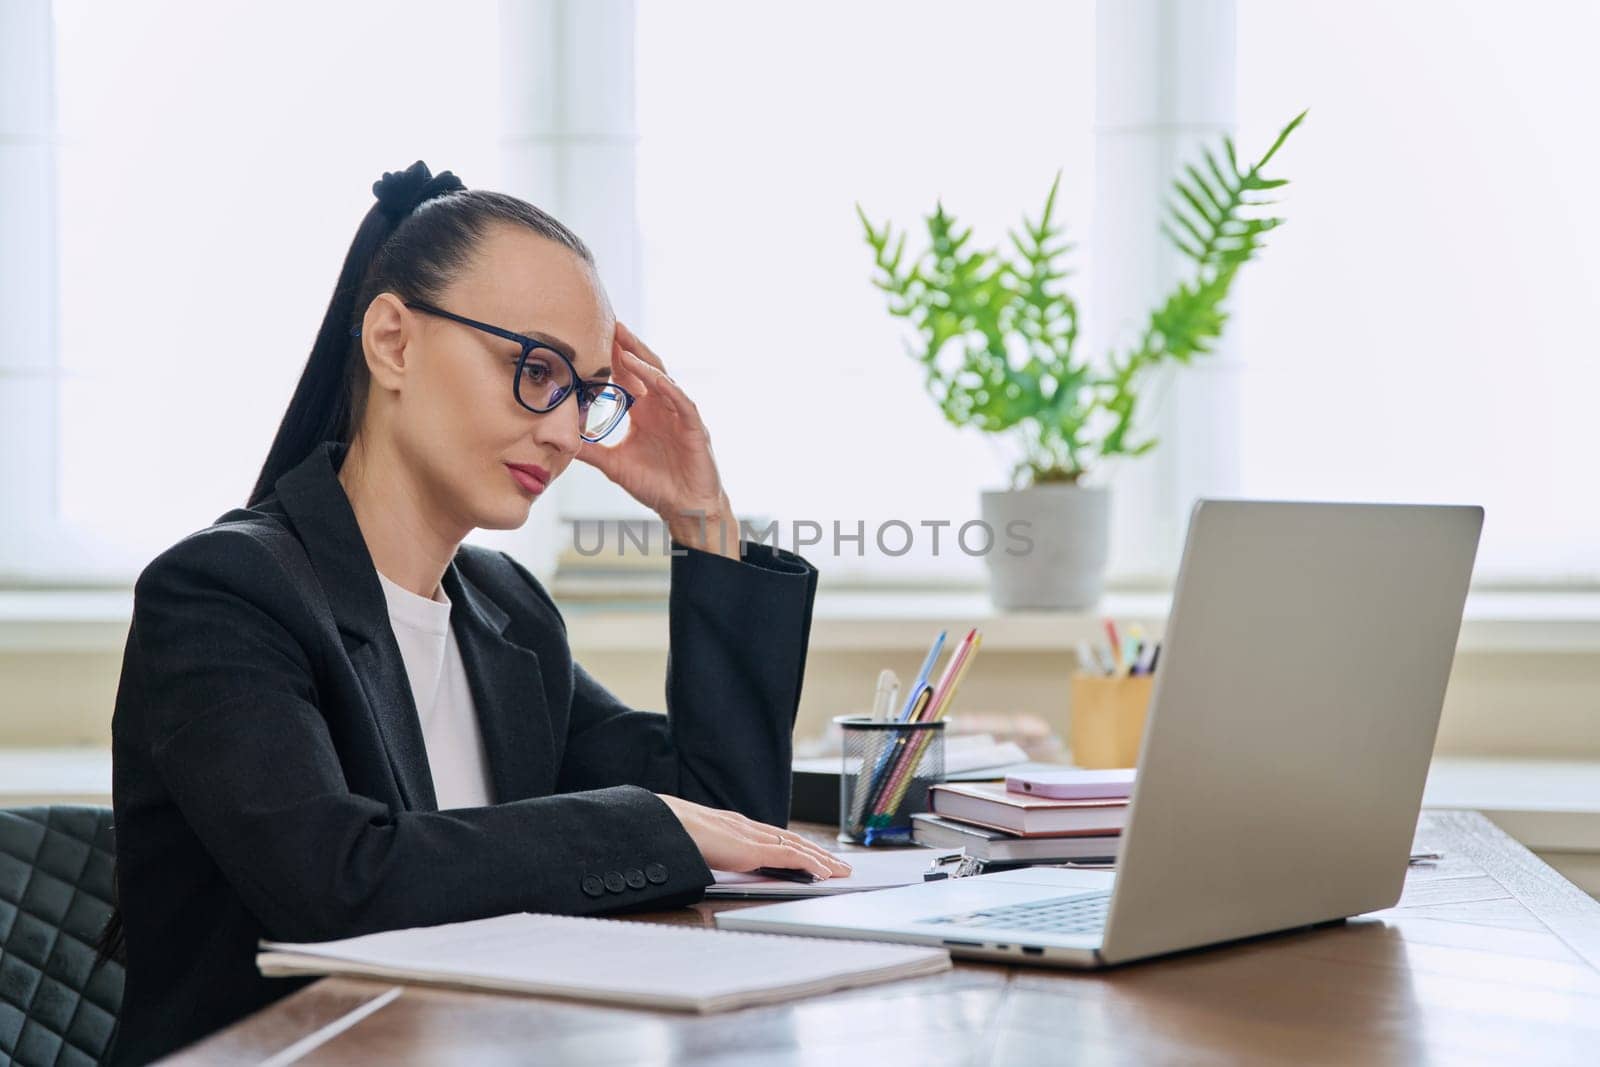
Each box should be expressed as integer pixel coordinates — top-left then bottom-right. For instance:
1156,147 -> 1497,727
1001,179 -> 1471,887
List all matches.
621,349 -> 703,427
618,345 -> 669,387
776,831 -> 851,875
754,841 -> 837,879
573,437 -> 618,473
736,824 -> 851,877
612,322 -> 708,429
609,339 -> 650,399
657,794 -> 855,881
619,350 -> 680,416
615,320 -> 668,374
608,321 -> 710,435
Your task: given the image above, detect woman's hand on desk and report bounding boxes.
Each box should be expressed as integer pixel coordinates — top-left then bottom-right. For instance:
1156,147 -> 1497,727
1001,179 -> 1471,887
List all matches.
575,322 -> 741,560
654,794 -> 852,881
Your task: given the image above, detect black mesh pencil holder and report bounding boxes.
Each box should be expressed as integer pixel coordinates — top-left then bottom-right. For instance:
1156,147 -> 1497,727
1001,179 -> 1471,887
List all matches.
835,715 -> 947,846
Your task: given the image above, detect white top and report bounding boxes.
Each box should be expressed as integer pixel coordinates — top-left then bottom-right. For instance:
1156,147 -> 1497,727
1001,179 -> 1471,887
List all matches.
375,569 -> 493,810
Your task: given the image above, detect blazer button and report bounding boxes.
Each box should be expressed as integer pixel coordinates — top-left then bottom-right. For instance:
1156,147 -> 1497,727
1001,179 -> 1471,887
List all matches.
624,867 -> 647,890
603,870 -> 627,894
644,862 -> 668,885
581,874 -> 605,898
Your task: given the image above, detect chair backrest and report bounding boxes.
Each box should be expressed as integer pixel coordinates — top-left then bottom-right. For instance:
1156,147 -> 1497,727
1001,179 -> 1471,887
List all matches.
0,805 -> 124,1066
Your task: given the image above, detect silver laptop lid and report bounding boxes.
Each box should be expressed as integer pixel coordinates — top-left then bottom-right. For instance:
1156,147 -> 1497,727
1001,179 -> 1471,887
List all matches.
1100,500 -> 1483,965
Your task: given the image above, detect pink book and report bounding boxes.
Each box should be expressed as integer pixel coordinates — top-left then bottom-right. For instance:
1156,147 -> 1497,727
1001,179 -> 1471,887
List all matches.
1005,768 -> 1137,801
928,781 -> 1128,838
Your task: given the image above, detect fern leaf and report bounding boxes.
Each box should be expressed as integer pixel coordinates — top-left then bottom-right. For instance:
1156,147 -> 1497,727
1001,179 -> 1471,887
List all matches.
1185,164 -> 1226,219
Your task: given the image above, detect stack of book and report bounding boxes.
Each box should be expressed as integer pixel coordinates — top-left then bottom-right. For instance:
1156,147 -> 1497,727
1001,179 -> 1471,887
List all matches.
909,768 -> 1134,864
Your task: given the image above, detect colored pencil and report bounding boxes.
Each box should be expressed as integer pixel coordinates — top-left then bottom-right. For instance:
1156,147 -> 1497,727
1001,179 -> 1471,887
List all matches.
919,628 -> 977,723
872,631 -> 984,822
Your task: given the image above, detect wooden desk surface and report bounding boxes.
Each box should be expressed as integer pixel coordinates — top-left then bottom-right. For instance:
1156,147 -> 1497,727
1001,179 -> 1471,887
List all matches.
161,812 -> 1600,1066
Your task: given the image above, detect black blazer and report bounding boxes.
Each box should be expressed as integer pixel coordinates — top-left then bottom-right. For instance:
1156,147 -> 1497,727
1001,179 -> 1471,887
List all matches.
108,439 -> 818,1065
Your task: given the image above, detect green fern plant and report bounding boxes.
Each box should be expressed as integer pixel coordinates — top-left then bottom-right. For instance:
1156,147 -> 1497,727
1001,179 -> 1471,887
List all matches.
857,110 -> 1307,488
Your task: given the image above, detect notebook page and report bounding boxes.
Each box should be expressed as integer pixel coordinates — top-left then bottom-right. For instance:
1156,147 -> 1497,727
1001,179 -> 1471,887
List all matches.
258,912 -> 949,1012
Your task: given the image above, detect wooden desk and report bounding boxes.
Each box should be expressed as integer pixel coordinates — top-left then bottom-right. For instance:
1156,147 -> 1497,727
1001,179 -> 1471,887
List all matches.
161,812 -> 1600,1066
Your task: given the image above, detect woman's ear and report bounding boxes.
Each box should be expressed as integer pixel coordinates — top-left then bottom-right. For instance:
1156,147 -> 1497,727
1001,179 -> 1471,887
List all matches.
359,293 -> 411,393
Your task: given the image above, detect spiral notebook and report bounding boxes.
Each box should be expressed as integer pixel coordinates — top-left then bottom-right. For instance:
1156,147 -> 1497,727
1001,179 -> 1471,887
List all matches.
257,911 -> 950,1013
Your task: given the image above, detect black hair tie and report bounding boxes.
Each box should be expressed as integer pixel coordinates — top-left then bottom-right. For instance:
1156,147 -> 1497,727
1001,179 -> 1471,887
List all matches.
372,160 -> 466,222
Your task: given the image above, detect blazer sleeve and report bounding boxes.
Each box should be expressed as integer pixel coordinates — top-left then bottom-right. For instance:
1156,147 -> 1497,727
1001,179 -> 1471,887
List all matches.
521,538 -> 819,828
125,530 -> 715,945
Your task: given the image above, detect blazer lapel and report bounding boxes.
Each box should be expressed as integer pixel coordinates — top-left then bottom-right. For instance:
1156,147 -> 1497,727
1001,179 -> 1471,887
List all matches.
442,561 -> 558,804
272,441 -> 439,812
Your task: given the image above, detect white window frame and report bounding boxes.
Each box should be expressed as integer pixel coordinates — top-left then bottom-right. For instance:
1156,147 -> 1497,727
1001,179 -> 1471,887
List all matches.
4,0 -> 1592,598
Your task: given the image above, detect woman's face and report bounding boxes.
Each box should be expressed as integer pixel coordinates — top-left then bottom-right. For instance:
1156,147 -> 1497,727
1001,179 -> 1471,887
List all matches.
375,223 -> 615,534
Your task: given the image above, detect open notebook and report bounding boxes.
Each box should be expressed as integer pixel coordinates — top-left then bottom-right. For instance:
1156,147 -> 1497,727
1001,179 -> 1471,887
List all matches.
257,912 -> 950,1013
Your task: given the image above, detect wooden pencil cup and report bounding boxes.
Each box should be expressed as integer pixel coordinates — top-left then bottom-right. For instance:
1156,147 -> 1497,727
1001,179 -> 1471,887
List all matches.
1068,672 -> 1155,768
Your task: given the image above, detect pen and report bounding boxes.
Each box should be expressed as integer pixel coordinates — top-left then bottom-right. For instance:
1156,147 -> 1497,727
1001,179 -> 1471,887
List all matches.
925,630 -> 979,725
1076,640 -> 1097,677
873,631 -> 983,824
865,686 -> 931,811
921,628 -> 977,723
871,668 -> 899,722
1103,619 -> 1123,677
851,684 -> 931,833
857,630 -> 940,831
1125,623 -> 1145,673
899,630 -> 947,721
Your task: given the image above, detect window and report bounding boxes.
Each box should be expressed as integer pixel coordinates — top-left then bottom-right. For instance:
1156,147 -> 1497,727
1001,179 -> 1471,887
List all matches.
634,0 -> 1096,583
34,1 -> 1591,589
1235,0 -> 1600,584
50,0 -> 503,573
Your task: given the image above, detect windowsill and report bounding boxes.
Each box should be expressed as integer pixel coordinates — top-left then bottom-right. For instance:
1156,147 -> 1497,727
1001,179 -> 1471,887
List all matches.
2,747 -> 1593,853
1422,757 -> 1600,852
0,588 -> 138,653
560,589 -> 1600,653
5,586 -> 1600,654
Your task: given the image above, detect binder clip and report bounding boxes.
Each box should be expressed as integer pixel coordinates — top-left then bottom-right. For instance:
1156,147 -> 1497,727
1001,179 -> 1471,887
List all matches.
923,851 -> 986,881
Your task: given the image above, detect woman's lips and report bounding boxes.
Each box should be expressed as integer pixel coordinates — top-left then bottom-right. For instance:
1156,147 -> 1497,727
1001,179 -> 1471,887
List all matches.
505,463 -> 549,495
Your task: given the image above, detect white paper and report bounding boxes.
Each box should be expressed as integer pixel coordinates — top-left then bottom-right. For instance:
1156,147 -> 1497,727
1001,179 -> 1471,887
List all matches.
709,847 -> 957,897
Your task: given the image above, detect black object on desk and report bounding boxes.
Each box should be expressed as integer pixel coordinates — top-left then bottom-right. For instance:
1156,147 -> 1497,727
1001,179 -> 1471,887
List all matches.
754,866 -> 821,884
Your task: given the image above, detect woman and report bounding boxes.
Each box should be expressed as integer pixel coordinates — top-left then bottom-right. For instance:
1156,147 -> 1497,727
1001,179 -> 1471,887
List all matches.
105,161 -> 848,1065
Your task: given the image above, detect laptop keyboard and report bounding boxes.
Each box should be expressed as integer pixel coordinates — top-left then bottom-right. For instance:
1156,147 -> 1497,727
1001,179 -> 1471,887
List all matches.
919,891 -> 1112,935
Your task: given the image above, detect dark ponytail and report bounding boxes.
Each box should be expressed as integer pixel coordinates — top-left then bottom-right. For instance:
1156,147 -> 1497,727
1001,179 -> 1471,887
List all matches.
246,161 -> 596,507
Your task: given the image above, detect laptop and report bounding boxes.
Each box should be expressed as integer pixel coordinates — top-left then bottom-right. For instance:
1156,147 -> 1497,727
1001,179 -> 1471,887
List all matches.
716,500 -> 1483,968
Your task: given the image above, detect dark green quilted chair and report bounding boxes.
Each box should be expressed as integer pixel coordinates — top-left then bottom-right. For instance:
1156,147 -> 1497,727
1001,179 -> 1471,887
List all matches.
0,807 -> 123,1066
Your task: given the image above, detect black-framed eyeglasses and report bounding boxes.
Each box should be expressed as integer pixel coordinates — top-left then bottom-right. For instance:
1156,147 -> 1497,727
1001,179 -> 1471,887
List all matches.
350,300 -> 635,443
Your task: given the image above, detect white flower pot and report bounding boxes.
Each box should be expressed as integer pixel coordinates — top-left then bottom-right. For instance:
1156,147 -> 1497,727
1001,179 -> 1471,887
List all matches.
979,484 -> 1111,610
